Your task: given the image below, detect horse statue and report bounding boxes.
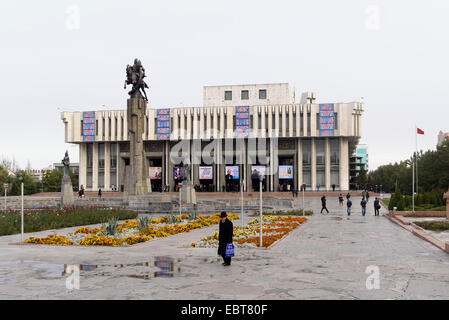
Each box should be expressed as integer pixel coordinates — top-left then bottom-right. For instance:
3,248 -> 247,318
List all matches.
124,58 -> 149,101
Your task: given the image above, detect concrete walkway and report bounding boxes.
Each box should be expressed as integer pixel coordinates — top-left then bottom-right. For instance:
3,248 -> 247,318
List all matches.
0,196 -> 448,299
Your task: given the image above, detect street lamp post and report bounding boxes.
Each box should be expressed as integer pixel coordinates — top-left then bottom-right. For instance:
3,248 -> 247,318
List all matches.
18,174 -> 24,242
259,174 -> 264,248
302,183 -> 305,217
240,179 -> 244,227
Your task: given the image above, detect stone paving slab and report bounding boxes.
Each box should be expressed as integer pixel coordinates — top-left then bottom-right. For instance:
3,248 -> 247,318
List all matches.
0,196 -> 448,299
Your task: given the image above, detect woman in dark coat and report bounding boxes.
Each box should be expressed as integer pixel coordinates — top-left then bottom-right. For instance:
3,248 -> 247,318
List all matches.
218,212 -> 233,266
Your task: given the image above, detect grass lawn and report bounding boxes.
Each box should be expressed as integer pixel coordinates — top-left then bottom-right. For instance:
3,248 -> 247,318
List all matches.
414,221 -> 449,231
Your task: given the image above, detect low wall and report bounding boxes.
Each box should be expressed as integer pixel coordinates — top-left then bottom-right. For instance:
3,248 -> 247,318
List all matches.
389,211 -> 447,217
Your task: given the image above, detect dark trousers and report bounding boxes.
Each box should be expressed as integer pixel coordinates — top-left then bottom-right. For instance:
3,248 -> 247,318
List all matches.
320,206 -> 329,213
374,208 -> 379,216
221,254 -> 231,265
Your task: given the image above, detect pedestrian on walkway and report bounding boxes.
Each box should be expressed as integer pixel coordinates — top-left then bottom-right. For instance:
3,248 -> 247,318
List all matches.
360,198 -> 367,216
320,195 -> 329,214
316,184 -> 320,191
374,197 -> 380,216
332,184 -> 336,192
366,191 -> 370,202
362,190 -> 366,200
346,199 -> 352,216
98,188 -> 102,200
218,212 -> 233,266
346,192 -> 351,200
339,194 -> 344,206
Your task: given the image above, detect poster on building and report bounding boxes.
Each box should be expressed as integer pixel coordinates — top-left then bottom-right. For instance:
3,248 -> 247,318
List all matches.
173,167 -> 185,180
319,104 -> 334,137
149,167 -> 162,180
251,165 -> 266,179
82,111 -> 96,142
199,166 -> 213,180
156,108 -> 171,140
235,106 -> 250,138
225,166 -> 239,180
278,165 -> 293,179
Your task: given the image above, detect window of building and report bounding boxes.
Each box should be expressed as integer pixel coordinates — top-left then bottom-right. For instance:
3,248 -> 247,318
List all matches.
95,120 -> 98,136
330,139 -> 339,164
316,139 -> 325,165
80,120 -> 83,136
293,111 -> 296,132
302,140 -> 311,165
99,143 -> 105,169
250,115 -> 253,129
87,143 -> 93,168
241,90 -> 249,100
307,113 -> 311,134
334,112 -> 338,130
316,113 -> 320,130
300,113 -> 304,133
225,91 -> 232,101
110,143 -> 117,168
258,114 -> 261,130
259,89 -> 267,99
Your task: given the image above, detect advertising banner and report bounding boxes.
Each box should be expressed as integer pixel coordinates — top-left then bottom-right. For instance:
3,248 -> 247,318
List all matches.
199,166 -> 213,180
278,165 -> 293,179
251,165 -> 266,179
82,111 -> 96,142
319,104 -> 334,137
225,166 -> 240,180
235,106 -> 250,138
149,167 -> 162,180
173,167 -> 185,180
156,108 -> 171,140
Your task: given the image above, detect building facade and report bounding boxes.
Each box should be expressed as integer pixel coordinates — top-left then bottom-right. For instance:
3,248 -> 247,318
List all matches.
438,131 -> 449,147
61,84 -> 364,192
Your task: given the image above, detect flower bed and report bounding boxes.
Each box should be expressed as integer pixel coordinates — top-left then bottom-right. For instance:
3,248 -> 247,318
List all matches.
25,213 -> 239,246
0,207 -> 138,236
191,216 -> 307,248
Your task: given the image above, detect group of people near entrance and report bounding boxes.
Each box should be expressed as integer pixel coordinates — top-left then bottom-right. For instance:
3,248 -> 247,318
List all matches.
321,191 -> 381,216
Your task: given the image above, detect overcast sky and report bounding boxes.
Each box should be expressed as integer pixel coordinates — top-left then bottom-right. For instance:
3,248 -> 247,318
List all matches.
0,0 -> 448,170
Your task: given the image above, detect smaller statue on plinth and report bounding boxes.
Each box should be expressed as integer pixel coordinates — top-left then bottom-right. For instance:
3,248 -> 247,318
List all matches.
62,150 -> 70,177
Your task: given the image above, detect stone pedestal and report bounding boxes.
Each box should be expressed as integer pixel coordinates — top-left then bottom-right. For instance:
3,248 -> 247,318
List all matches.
61,175 -> 74,207
444,189 -> 449,220
125,97 -> 149,196
181,181 -> 196,204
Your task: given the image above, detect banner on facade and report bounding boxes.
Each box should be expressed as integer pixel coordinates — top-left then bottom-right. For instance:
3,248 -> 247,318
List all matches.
225,166 -> 239,180
199,166 -> 213,180
251,165 -> 266,179
173,167 -> 185,180
149,167 -> 162,180
156,109 -> 171,140
319,104 -> 334,137
82,111 -> 95,142
278,165 -> 293,179
235,106 -> 250,138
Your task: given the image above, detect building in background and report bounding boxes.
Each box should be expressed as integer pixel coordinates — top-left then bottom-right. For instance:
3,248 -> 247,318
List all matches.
438,131 -> 449,146
349,144 -> 368,190
61,83 -> 364,192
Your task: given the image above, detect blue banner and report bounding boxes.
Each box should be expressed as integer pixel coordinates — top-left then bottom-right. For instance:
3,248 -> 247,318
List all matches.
156,108 -> 171,140
235,106 -> 250,138
82,111 -> 95,142
319,104 -> 334,137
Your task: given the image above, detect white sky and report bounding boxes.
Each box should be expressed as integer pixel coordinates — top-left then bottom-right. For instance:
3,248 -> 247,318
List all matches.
0,0 -> 448,170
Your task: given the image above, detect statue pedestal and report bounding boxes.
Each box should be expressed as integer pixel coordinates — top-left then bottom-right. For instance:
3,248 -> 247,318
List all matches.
61,175 -> 74,207
125,97 -> 149,196
181,181 -> 196,205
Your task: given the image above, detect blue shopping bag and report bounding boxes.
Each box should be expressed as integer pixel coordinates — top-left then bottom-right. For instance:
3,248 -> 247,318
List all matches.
225,243 -> 234,258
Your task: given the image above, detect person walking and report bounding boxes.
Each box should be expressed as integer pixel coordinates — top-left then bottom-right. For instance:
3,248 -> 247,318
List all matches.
80,184 -> 85,198
316,184 -> 320,191
218,212 -> 233,266
332,184 -> 336,192
362,190 -> 366,200
374,197 -> 380,216
98,188 -> 102,200
338,193 -> 344,206
320,195 -> 329,214
366,191 -> 370,202
346,198 -> 352,216
360,198 -> 367,216
346,192 -> 351,200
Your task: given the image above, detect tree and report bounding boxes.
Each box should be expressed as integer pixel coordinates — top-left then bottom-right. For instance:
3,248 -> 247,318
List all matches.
357,166 -> 368,188
0,166 -> 10,194
10,171 -> 38,196
42,168 -> 78,192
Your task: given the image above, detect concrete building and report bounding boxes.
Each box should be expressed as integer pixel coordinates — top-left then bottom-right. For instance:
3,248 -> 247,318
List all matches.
61,83 -> 364,192
438,131 -> 449,146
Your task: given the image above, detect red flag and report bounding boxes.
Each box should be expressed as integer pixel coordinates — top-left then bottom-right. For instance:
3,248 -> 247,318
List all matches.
417,128 -> 424,135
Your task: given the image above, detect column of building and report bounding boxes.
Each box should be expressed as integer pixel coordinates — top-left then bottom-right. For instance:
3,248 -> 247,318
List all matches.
325,138 -> 331,191
79,144 -> 87,190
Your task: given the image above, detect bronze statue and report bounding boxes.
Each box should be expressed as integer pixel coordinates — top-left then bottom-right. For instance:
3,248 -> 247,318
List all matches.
124,58 -> 149,101
62,150 -> 70,177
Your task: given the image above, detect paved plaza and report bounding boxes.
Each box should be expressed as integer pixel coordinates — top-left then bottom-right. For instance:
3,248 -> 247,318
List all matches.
1,196 -> 449,300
